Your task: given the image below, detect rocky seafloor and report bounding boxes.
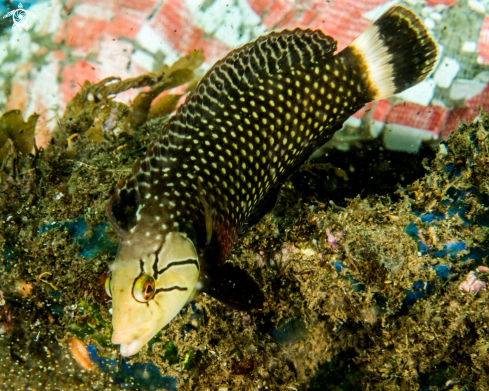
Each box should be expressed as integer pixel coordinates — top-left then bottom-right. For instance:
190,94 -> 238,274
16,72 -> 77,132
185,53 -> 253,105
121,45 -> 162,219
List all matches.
1,84 -> 489,390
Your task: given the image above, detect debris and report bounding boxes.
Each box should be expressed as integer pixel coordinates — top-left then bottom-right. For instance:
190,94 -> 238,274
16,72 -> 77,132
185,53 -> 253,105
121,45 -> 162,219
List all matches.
68,338 -> 94,371
459,271 -> 486,293
35,271 -> 58,291
14,280 -> 33,297
326,229 -> 342,249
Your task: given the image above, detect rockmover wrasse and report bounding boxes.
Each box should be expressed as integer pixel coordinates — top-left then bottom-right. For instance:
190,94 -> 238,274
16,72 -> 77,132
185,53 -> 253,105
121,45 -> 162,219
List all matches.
105,6 -> 437,356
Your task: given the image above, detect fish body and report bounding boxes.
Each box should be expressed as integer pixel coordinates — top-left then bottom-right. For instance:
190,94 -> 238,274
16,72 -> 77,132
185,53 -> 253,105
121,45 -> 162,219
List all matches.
106,6 -> 437,356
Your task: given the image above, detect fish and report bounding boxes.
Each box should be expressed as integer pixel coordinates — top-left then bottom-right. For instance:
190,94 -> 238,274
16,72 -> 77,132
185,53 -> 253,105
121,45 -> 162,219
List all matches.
105,6 -> 437,356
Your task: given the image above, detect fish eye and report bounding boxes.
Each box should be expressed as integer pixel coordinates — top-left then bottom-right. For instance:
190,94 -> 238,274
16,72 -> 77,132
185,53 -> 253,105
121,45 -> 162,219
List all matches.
133,274 -> 156,303
104,273 -> 112,298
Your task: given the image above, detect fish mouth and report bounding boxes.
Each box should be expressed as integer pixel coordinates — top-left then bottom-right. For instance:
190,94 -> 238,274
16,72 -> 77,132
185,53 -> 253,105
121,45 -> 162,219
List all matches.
119,335 -> 150,357
112,327 -> 152,357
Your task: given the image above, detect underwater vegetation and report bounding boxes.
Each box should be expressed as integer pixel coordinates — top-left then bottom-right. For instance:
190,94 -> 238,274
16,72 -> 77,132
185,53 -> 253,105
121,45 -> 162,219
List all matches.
56,49 -> 204,146
2,48 -> 489,389
0,110 -> 39,160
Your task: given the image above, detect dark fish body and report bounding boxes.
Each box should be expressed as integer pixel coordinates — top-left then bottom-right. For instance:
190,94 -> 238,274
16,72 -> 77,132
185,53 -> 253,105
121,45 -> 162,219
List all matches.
106,6 -> 437,356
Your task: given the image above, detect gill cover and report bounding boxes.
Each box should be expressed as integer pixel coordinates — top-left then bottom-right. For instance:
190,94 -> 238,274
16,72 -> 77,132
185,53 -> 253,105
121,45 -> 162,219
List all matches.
108,231 -> 199,356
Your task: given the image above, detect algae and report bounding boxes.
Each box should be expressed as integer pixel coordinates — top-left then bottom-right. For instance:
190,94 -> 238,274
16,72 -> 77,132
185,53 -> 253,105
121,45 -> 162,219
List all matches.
0,110 -> 39,160
57,50 -> 203,143
2,59 -> 489,390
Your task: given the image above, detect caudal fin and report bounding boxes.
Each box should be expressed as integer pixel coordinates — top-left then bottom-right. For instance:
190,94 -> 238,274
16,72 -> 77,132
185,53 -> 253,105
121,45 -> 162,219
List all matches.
348,6 -> 438,101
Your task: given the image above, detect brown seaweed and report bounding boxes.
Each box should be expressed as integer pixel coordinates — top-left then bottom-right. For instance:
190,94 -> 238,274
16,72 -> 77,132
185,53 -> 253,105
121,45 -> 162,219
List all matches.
58,50 -> 204,141
0,110 -> 39,160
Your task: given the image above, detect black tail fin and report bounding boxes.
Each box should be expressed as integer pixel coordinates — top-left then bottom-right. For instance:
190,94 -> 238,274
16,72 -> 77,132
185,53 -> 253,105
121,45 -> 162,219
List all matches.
348,6 -> 438,100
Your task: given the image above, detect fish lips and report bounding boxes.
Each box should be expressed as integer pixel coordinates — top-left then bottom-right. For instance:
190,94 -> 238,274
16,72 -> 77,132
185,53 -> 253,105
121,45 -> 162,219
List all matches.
112,325 -> 153,357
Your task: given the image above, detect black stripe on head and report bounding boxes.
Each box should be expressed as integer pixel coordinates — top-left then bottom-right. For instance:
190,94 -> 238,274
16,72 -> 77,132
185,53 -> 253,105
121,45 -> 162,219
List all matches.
153,243 -> 163,279
138,259 -> 145,275
155,286 -> 188,294
156,259 -> 200,276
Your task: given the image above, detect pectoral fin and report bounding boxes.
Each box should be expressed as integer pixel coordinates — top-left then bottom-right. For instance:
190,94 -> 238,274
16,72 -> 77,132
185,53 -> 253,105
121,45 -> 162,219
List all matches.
205,263 -> 264,311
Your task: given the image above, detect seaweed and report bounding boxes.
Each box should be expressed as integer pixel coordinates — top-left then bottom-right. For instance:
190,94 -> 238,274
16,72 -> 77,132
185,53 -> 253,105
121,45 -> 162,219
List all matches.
57,49 -> 204,142
0,110 -> 39,160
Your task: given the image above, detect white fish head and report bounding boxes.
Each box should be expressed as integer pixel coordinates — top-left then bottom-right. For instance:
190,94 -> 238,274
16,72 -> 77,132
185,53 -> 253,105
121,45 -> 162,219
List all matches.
106,230 -> 199,356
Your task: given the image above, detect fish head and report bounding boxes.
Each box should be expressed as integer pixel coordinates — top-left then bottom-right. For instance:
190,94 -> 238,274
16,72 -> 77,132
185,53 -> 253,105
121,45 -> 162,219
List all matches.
106,230 -> 200,356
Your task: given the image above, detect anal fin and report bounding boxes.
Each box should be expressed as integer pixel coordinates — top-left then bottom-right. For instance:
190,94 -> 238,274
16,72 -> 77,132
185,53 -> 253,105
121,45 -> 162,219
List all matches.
204,263 -> 264,311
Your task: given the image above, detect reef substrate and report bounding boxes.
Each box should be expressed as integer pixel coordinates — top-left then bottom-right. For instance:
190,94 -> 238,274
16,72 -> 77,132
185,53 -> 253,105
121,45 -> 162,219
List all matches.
1,100 -> 489,390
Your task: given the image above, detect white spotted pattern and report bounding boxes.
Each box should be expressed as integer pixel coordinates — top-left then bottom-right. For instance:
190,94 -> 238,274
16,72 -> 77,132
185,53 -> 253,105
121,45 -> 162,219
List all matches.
108,12 -> 437,263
